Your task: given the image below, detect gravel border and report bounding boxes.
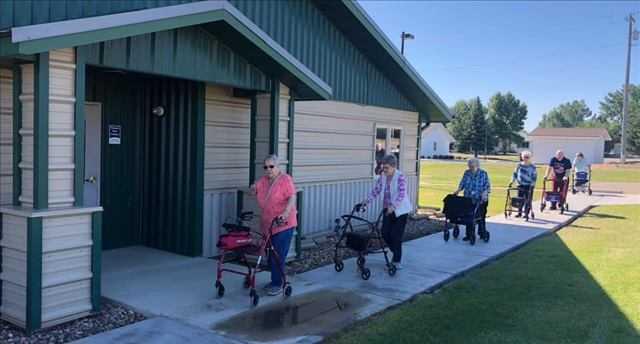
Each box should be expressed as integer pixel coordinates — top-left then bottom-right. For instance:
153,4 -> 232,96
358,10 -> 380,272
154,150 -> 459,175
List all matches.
288,216 -> 444,274
0,299 -> 145,344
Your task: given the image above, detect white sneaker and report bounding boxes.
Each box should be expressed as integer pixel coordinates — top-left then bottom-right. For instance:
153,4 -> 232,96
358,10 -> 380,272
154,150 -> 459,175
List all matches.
393,263 -> 403,270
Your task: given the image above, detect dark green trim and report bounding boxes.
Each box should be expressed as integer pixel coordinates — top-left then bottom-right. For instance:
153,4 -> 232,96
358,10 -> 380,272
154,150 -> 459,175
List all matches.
269,80 -> 280,155
236,190 -> 244,219
416,122 -> 422,207
74,48 -> 86,207
26,217 -> 43,334
90,211 -> 102,312
249,95 -> 257,184
33,53 -> 49,209
12,66 -> 22,206
287,95 -> 295,175
295,190 -> 303,258
193,82 -> 206,257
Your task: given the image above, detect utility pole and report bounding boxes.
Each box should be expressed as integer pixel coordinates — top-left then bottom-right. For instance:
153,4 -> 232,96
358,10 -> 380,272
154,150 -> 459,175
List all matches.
621,13 -> 636,164
400,32 -> 415,55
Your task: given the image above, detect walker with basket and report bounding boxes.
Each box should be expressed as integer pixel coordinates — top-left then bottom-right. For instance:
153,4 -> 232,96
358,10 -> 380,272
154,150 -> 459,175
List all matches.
504,183 -> 535,221
442,194 -> 490,245
215,212 -> 292,307
333,203 -> 397,280
540,176 -> 570,214
572,166 -> 592,195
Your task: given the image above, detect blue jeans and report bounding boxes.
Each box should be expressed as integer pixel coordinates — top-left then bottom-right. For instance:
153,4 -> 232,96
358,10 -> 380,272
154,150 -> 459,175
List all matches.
269,228 -> 294,287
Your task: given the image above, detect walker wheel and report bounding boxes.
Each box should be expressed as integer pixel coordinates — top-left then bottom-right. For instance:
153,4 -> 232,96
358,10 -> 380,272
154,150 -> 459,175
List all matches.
243,277 -> 251,289
572,189 -> 576,195
531,212 -> 535,220
252,293 -> 260,307
217,283 -> 225,298
361,268 -> 371,280
469,234 -> 476,246
483,231 -> 490,243
357,256 -> 365,268
453,226 -> 460,239
284,285 -> 293,297
388,264 -> 397,276
334,261 -> 344,272
504,211 -> 508,219
444,230 -> 450,242
540,204 -> 545,212
588,189 -> 592,196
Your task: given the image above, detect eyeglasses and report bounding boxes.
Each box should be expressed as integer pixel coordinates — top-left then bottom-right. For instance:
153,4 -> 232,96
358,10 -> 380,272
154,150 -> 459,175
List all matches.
263,165 -> 275,170
523,156 -> 530,159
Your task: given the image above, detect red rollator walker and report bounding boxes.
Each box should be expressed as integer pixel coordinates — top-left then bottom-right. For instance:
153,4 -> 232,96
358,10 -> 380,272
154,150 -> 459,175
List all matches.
540,176 -> 570,214
215,212 -> 292,307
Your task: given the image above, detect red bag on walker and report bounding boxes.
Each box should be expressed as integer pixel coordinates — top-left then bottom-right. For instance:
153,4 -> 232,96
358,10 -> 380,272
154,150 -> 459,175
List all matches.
217,231 -> 253,250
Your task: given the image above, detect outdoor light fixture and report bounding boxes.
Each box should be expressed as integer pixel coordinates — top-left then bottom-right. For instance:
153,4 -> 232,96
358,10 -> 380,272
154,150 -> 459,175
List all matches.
400,31 -> 415,55
152,106 -> 165,117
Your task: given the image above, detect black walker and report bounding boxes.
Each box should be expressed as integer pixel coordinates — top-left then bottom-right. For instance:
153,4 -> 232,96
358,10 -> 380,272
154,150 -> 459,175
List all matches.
333,203 -> 397,280
504,183 -> 535,221
442,194 -> 490,245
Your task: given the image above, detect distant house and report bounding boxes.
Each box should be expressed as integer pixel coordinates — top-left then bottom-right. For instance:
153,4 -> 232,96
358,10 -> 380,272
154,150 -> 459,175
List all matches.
527,128 -> 612,164
420,123 -> 455,158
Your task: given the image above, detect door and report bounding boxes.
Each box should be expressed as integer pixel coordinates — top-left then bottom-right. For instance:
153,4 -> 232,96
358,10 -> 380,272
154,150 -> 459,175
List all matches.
84,102 -> 102,207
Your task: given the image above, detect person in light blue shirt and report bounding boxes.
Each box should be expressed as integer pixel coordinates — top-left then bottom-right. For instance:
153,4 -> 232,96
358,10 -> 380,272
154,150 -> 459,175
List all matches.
511,151 -> 537,217
454,158 -> 490,241
573,152 -> 590,187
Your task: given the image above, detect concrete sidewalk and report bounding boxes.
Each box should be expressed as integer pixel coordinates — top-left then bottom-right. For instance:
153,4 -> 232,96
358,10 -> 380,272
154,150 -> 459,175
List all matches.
75,192 -> 639,344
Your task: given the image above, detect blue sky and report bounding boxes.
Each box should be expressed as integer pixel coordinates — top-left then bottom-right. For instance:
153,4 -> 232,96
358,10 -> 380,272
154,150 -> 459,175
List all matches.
358,1 -> 640,130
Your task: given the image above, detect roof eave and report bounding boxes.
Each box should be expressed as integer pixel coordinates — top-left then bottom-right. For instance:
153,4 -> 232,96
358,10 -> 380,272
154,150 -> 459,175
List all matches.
6,0 -> 331,100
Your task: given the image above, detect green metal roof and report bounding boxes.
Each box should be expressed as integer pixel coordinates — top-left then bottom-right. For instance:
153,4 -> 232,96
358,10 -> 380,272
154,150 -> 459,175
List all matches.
314,0 -> 452,122
2,1 -> 332,100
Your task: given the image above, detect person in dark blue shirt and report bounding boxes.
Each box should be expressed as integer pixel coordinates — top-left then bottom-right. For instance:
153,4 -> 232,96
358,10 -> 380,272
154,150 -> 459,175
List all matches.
544,150 -> 572,210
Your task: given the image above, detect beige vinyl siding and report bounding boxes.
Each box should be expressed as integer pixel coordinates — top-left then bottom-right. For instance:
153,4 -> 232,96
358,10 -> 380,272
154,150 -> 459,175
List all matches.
18,48 -> 76,208
41,214 -> 92,326
0,214 -> 27,326
0,69 -> 13,205
204,85 -> 251,191
293,100 -> 418,184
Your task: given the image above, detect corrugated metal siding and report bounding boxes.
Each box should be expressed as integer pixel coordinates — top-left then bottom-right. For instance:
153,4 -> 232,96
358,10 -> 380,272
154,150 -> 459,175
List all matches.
81,25 -> 267,92
87,69 -> 202,256
202,190 -> 237,257
298,175 -> 417,236
0,214 -> 28,326
229,0 -> 415,112
2,0 -> 416,113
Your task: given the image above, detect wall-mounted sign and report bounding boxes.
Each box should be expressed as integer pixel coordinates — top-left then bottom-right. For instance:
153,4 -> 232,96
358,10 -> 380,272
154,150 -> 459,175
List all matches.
108,125 -> 122,145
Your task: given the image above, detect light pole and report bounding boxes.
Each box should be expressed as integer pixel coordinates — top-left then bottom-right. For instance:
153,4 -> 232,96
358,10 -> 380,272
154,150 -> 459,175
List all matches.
621,13 -> 637,164
400,31 -> 415,55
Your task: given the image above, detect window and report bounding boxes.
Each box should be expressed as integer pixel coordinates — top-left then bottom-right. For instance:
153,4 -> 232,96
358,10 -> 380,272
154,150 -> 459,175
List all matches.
373,126 -> 402,175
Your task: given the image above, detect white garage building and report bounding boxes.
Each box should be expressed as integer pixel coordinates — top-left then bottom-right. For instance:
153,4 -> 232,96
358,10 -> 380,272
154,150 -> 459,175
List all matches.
528,128 -> 612,164
420,123 -> 455,158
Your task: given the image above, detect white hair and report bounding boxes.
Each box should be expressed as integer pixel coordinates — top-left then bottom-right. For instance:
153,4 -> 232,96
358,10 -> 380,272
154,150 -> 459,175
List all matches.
468,157 -> 480,168
521,150 -> 532,159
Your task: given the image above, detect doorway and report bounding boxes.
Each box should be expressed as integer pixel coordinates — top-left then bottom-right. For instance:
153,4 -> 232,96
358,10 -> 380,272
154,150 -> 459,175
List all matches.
85,68 -> 203,256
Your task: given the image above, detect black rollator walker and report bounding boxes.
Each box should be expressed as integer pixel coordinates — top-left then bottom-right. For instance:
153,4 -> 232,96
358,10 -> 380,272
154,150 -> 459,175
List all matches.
333,203 -> 397,280
442,194 -> 490,245
504,183 -> 535,221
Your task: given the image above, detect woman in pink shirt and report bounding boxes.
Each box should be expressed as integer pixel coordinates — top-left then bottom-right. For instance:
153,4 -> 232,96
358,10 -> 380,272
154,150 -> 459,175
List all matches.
250,155 -> 297,296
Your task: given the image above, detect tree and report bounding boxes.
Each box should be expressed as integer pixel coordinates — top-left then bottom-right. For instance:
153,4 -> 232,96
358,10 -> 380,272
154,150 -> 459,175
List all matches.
487,92 -> 528,153
470,97 -> 488,157
596,84 -> 640,154
538,100 -> 594,128
449,100 -> 474,153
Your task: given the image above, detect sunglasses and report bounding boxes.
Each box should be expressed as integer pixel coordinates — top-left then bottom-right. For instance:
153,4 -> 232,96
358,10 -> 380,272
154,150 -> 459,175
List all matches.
263,165 -> 276,170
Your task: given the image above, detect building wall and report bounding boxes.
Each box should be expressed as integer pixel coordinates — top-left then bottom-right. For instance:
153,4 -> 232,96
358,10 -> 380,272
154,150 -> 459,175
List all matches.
293,100 -> 418,183
0,0 -> 416,113
0,68 -> 13,205
18,49 -> 76,208
420,128 -> 452,157
529,137 -> 605,165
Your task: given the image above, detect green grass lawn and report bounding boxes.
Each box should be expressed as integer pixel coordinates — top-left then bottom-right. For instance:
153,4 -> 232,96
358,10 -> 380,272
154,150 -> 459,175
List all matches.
329,204 -> 640,344
418,160 -> 640,216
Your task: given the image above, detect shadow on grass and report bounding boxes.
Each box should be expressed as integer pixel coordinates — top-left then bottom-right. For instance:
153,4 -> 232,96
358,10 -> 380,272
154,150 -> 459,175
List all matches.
582,212 -> 627,220
327,214 -> 639,344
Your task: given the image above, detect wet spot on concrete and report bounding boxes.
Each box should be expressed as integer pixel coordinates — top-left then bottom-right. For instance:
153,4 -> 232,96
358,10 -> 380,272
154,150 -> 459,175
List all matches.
213,289 -> 368,342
